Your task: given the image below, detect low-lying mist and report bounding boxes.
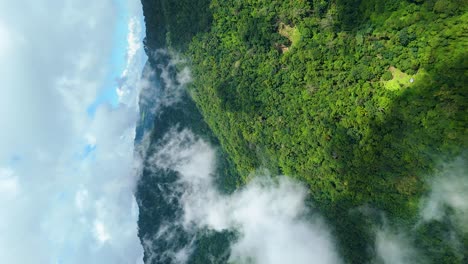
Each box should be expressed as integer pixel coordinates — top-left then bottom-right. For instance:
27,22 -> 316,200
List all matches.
142,126 -> 467,264
148,128 -> 343,264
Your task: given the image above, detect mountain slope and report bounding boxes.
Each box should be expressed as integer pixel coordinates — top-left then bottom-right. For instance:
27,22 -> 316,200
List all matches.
138,0 -> 467,263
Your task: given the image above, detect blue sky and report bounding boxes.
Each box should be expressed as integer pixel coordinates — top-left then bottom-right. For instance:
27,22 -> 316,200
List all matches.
84,0 -> 132,157
87,0 -> 136,115
0,1 -> 146,263
83,0 -> 147,159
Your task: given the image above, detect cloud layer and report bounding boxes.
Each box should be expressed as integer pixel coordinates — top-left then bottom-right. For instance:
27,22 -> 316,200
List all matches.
146,124 -> 468,264
149,129 -> 343,264
0,0 -> 146,263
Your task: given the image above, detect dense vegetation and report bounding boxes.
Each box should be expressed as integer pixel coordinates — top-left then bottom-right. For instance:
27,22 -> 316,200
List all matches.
140,0 -> 467,263
136,53 -> 241,263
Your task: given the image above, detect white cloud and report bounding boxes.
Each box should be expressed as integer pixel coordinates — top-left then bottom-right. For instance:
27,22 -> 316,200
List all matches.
372,157 -> 468,264
0,168 -> 19,198
126,18 -> 143,71
138,50 -> 191,114
161,55 -> 192,107
118,16 -> 145,104
420,157 -> 468,230
0,19 -> 13,59
149,129 -> 343,264
375,228 -> 424,264
0,0 -> 146,263
75,187 -> 89,211
94,220 -> 112,244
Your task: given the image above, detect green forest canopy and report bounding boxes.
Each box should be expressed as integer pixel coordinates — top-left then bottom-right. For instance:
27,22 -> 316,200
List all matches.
141,0 -> 467,262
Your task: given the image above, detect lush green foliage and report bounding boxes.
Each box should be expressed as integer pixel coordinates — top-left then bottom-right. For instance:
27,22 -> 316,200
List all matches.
184,0 -> 467,262
142,0 -> 212,51
140,0 -> 468,263
187,0 -> 466,208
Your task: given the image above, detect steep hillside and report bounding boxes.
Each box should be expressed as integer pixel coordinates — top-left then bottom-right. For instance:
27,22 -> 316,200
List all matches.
139,0 -> 467,263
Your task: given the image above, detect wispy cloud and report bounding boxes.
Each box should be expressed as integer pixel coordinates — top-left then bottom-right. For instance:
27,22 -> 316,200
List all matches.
0,19 -> 14,59
118,16 -> 146,105
374,226 -> 425,264
138,50 -> 192,115
0,168 -> 20,199
420,157 -> 468,230
371,156 -> 468,264
148,128 -> 343,264
144,122 -> 468,264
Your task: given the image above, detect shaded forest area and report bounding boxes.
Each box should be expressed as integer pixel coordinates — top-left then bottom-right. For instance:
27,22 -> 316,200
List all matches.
135,51 -> 241,263
140,0 -> 467,263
